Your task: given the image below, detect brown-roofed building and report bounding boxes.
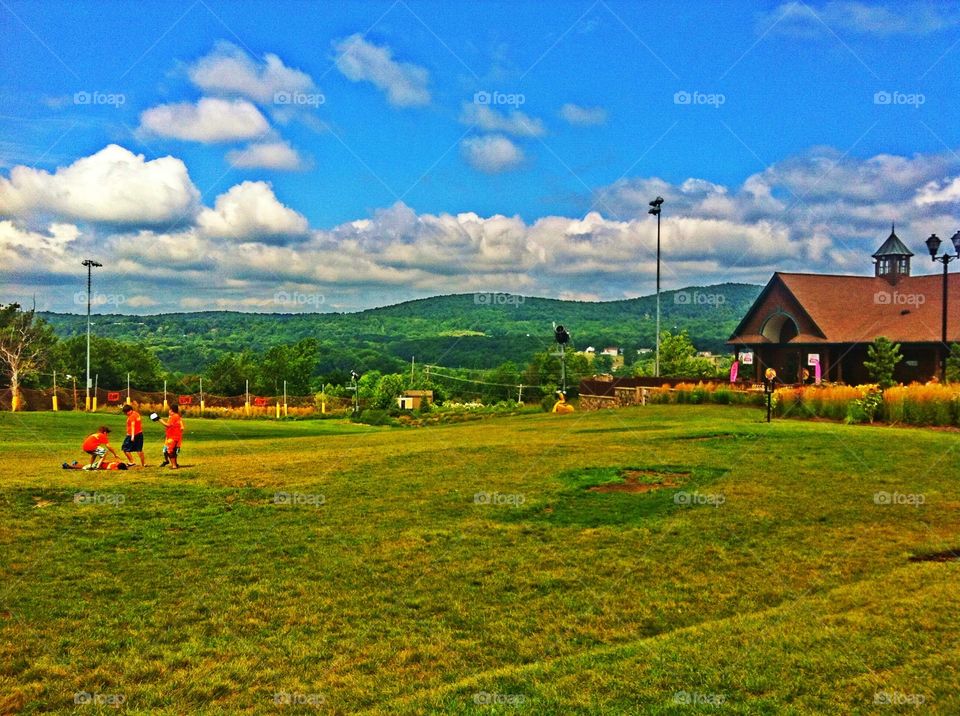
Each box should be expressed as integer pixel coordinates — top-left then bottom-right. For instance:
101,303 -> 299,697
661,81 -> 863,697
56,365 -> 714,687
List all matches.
728,226 -> 958,384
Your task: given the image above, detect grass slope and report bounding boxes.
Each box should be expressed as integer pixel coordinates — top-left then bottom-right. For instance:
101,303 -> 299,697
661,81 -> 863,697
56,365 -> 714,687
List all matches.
1,407 -> 958,714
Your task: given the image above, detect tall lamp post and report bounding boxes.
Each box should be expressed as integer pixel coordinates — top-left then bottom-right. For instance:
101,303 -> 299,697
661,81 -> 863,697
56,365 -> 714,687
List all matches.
648,197 -> 664,377
923,231 -> 960,382
81,259 -> 102,411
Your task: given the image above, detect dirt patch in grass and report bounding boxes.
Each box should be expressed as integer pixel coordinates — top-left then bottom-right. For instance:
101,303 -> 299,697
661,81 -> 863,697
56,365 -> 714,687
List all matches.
588,469 -> 691,493
909,549 -> 960,563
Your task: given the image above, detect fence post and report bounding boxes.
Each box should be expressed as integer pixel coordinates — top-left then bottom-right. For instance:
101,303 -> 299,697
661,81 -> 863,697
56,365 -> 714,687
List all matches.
163,380 -> 168,410
283,380 -> 288,417
245,380 -> 251,415
200,376 -> 205,414
92,374 -> 98,412
52,371 -> 59,411
126,373 -> 131,405
275,400 -> 280,420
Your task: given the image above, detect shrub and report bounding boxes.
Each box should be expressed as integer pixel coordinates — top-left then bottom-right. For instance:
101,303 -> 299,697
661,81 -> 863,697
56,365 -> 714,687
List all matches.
351,409 -> 395,426
845,388 -> 882,424
863,337 -> 902,389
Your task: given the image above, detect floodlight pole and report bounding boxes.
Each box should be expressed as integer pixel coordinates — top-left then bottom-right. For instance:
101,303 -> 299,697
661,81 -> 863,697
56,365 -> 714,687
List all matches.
560,343 -> 566,392
648,198 -> 664,377
81,259 -> 102,410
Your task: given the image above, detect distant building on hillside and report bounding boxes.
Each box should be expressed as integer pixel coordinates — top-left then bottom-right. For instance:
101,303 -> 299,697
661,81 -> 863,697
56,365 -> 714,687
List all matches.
397,390 -> 433,410
728,226 -> 957,384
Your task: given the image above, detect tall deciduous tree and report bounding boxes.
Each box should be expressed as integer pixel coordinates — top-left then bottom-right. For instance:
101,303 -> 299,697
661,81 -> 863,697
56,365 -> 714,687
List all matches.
0,304 -> 57,409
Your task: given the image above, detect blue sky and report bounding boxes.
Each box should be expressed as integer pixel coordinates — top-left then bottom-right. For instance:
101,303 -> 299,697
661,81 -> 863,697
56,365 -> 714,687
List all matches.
2,1 -> 960,312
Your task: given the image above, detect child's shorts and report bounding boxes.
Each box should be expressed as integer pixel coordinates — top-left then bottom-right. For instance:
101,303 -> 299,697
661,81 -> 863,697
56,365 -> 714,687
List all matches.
122,433 -> 144,452
163,438 -> 181,457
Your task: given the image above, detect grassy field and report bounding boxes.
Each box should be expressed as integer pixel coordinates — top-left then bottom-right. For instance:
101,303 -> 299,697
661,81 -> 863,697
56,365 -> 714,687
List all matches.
1,406 -> 958,714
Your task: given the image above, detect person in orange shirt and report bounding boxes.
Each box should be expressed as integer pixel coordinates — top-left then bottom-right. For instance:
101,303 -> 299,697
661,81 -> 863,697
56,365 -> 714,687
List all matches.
121,404 -> 146,467
158,405 -> 184,469
81,426 -> 120,466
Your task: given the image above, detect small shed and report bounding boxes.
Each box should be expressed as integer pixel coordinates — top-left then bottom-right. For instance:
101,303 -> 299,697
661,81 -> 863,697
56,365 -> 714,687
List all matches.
397,390 -> 434,410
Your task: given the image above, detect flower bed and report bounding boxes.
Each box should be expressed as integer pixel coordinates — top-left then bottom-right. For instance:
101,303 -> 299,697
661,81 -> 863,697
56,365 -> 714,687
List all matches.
646,382 -> 765,406
773,382 -> 960,426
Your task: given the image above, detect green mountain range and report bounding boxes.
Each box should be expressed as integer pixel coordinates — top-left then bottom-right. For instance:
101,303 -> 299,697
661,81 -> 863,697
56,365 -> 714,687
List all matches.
40,283 -> 762,374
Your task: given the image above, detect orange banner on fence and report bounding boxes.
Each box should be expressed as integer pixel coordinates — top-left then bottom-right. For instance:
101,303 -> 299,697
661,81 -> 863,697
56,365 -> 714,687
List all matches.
253,397 -> 268,407
178,395 -> 194,405
107,391 -> 121,402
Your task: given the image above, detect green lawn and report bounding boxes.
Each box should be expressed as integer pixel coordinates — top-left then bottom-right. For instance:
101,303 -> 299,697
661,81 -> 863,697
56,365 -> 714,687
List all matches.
1,406 -> 958,714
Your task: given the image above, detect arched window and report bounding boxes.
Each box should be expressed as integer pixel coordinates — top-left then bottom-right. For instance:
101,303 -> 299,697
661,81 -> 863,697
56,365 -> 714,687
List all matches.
760,312 -> 800,343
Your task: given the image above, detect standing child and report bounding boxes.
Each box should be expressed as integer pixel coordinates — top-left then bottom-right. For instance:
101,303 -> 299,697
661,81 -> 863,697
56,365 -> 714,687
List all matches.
158,405 -> 184,469
81,426 -> 120,466
121,404 -> 146,467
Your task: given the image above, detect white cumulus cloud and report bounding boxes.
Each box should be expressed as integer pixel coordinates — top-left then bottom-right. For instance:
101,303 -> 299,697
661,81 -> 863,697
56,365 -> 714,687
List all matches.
188,41 -> 316,104
758,1 -> 960,38
139,97 -> 270,143
559,103 -> 607,126
227,141 -> 304,170
460,103 -> 545,137
461,135 -> 524,174
198,181 -> 309,242
0,144 -> 199,225
333,34 -> 430,107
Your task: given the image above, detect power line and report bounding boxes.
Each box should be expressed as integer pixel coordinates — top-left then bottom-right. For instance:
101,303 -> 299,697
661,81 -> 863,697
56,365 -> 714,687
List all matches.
422,365 -> 523,389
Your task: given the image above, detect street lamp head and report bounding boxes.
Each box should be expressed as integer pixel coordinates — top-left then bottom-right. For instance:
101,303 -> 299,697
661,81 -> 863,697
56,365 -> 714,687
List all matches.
81,259 -> 102,268
951,230 -> 960,255
925,233 -> 942,260
649,196 -> 664,207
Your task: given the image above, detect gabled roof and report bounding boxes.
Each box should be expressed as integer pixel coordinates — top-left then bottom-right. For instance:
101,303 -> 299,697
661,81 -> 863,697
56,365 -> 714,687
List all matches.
872,225 -> 914,258
731,271 -> 960,344
728,273 -> 826,340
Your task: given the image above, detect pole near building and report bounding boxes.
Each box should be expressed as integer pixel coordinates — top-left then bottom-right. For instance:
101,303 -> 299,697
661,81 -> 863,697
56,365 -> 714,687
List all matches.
81,259 -> 102,410
924,231 -> 960,381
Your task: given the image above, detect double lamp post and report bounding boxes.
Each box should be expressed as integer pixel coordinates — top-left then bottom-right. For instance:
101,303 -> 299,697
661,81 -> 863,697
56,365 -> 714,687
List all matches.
924,230 -> 960,382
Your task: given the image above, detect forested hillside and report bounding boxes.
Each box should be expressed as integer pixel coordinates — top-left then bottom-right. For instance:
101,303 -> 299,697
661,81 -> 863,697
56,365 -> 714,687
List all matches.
40,283 -> 761,375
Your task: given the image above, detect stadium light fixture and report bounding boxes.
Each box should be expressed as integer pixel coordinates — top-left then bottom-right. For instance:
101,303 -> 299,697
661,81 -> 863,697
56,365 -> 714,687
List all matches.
81,259 -> 102,411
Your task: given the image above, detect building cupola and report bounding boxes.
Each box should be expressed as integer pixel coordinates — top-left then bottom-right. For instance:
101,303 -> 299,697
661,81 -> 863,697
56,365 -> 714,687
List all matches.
873,223 -> 913,285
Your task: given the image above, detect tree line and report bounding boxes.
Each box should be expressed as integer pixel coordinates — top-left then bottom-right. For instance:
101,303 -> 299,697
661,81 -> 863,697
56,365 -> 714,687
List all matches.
2,304 -> 739,407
